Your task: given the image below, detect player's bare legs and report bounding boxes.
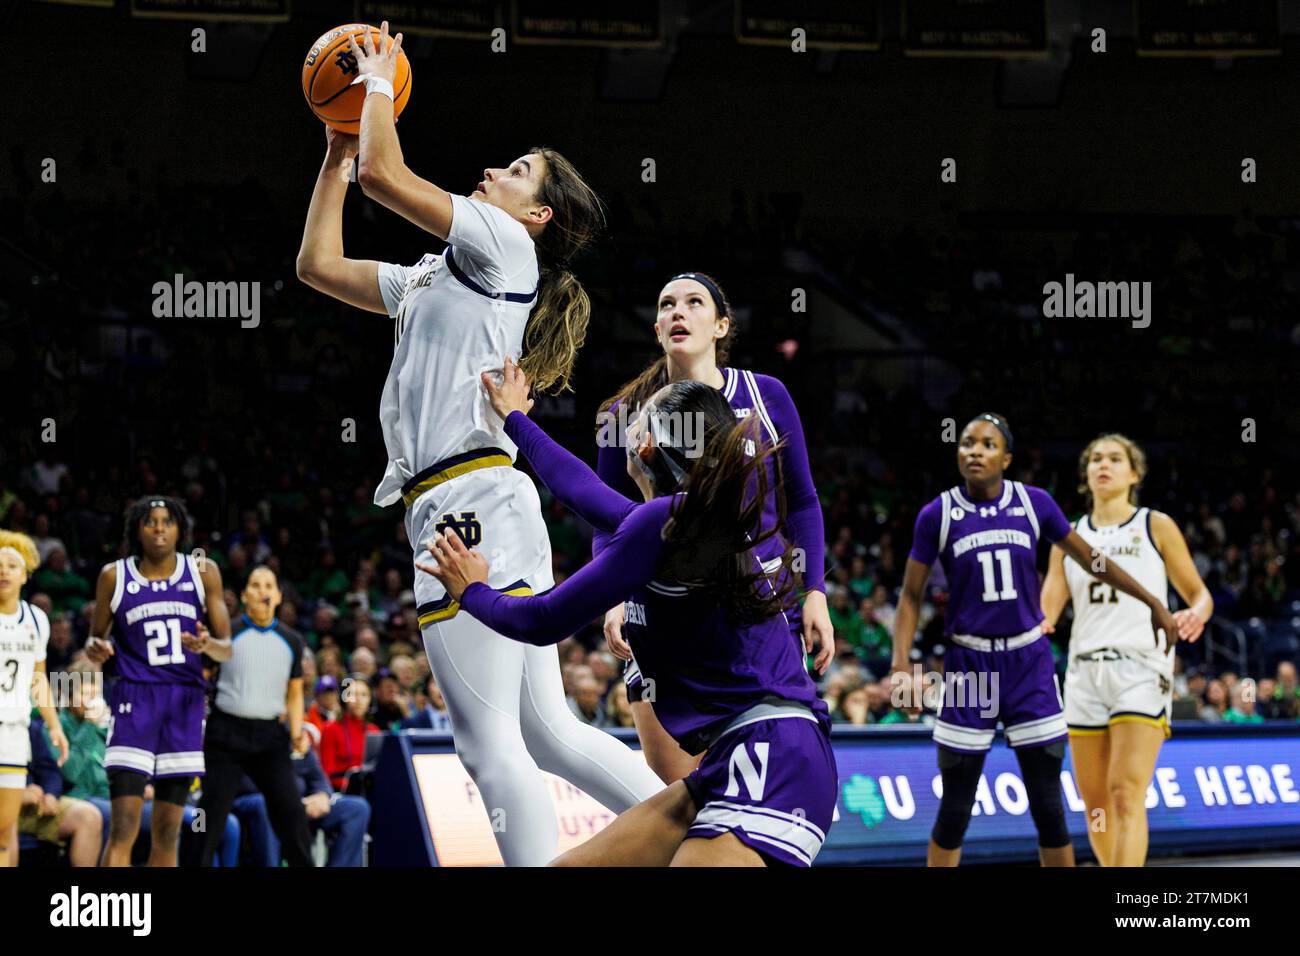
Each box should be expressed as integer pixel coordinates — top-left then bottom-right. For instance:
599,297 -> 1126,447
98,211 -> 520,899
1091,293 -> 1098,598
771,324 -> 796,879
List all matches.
550,780 -> 695,866
104,794 -> 144,867
629,700 -> 701,784
1070,731 -> 1116,865
1105,721 -> 1164,866
147,800 -> 186,867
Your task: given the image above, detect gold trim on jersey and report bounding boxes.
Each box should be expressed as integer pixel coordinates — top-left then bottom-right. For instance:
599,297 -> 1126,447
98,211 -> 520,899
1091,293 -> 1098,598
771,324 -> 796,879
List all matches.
416,582 -> 534,627
401,448 -> 513,509
1109,712 -> 1172,738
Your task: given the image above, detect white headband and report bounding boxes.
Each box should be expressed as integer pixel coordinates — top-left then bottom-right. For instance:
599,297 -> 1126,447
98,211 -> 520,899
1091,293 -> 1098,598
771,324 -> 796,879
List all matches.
0,546 -> 29,568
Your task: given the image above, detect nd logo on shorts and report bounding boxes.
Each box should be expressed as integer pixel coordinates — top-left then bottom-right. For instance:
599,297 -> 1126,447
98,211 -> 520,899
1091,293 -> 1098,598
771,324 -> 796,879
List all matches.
435,511 -> 482,548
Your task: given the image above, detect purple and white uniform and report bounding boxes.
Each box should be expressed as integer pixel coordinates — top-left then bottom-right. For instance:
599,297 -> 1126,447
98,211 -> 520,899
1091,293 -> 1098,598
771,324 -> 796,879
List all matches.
595,368 -> 825,694
462,411 -> 838,866
104,554 -> 209,778
909,481 -> 1073,753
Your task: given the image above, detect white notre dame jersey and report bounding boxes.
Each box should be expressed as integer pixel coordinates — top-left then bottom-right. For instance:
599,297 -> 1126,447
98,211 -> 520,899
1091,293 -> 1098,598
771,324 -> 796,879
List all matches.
1063,507 -> 1170,669
0,600 -> 49,724
372,193 -> 540,508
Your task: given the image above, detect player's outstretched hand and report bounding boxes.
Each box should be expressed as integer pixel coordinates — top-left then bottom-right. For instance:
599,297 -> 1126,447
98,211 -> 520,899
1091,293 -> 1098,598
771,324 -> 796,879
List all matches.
84,636 -> 114,665
416,527 -> 489,601
482,355 -> 534,422
1151,604 -> 1180,655
348,20 -> 403,85
181,623 -> 210,654
1172,608 -> 1204,644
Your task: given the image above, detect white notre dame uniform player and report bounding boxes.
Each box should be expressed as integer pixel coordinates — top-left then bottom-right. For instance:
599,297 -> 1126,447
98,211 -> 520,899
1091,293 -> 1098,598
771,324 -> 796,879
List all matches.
0,601 -> 49,789
1062,508 -> 1172,738
374,192 -> 661,866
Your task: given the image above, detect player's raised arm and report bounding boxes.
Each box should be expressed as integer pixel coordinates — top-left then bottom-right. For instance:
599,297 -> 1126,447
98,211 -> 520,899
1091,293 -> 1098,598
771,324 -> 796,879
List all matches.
351,23 -> 455,239
296,126 -> 390,314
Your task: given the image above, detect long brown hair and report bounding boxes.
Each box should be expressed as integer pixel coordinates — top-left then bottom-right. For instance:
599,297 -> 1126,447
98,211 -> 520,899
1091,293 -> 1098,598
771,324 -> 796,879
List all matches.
595,272 -> 738,427
645,380 -> 796,625
1077,432 -> 1148,508
521,146 -> 605,394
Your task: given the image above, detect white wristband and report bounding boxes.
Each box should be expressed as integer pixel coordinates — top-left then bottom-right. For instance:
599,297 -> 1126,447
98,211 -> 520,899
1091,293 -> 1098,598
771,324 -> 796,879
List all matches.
351,74 -> 394,101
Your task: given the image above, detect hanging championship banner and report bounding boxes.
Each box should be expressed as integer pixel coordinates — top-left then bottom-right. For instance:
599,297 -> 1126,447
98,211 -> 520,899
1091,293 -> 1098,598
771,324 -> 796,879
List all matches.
511,0 -> 662,48
903,0 -> 1047,57
1136,0 -> 1280,57
353,0 -> 497,40
735,0 -> 882,51
130,0 -> 289,20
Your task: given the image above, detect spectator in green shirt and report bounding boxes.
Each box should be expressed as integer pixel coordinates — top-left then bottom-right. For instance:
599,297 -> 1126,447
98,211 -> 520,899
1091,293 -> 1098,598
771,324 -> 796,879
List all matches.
29,548 -> 91,614
38,662 -> 110,801
827,588 -> 867,650
1223,681 -> 1264,725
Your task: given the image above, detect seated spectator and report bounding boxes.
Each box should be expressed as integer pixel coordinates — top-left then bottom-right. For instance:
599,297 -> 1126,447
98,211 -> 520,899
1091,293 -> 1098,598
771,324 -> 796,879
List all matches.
400,674 -> 452,732
832,686 -> 871,725
605,682 -> 635,729
1199,679 -> 1229,722
17,717 -> 102,867
349,646 -> 378,681
567,674 -> 607,727
1271,661 -> 1299,719
1224,681 -> 1264,724
1255,678 -> 1279,718
319,676 -> 380,790
371,668 -> 411,731
306,676 -> 341,734
29,548 -> 91,614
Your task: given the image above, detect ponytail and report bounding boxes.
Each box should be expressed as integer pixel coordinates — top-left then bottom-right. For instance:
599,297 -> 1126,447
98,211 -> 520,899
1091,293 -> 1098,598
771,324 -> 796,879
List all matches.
518,145 -> 605,395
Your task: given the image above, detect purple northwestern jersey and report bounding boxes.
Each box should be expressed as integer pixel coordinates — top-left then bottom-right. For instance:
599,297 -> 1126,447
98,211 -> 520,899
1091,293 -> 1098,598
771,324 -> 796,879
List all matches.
909,481 -> 1072,637
594,368 -> 825,592
462,412 -> 828,754
108,554 -> 209,687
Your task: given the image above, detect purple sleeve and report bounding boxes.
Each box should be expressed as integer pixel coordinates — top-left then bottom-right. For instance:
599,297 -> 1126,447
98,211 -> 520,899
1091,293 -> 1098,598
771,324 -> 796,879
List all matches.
1025,485 -> 1073,544
459,499 -> 670,646
504,412 -> 637,535
756,375 -> 826,592
907,498 -> 943,566
592,403 -> 641,558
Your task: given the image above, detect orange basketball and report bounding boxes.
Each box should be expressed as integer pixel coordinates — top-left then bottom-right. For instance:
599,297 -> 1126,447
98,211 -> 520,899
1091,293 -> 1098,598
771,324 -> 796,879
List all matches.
302,24 -> 412,133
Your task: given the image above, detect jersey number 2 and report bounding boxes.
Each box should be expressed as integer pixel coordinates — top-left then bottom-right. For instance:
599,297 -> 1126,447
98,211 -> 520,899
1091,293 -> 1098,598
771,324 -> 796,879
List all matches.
976,549 -> 1018,602
144,620 -> 186,665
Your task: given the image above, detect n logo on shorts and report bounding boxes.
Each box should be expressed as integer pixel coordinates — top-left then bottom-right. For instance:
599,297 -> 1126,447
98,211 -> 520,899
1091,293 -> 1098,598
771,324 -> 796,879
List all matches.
436,512 -> 482,548
724,741 -> 770,801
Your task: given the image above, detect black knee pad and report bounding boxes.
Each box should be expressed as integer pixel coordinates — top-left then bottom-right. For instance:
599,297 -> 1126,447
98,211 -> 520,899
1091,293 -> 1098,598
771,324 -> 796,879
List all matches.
152,775 -> 195,808
931,747 -> 986,850
1015,744 -> 1070,848
108,768 -> 149,800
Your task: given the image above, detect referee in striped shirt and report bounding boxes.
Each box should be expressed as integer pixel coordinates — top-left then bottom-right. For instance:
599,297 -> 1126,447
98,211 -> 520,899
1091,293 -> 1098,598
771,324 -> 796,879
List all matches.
186,565 -> 314,867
